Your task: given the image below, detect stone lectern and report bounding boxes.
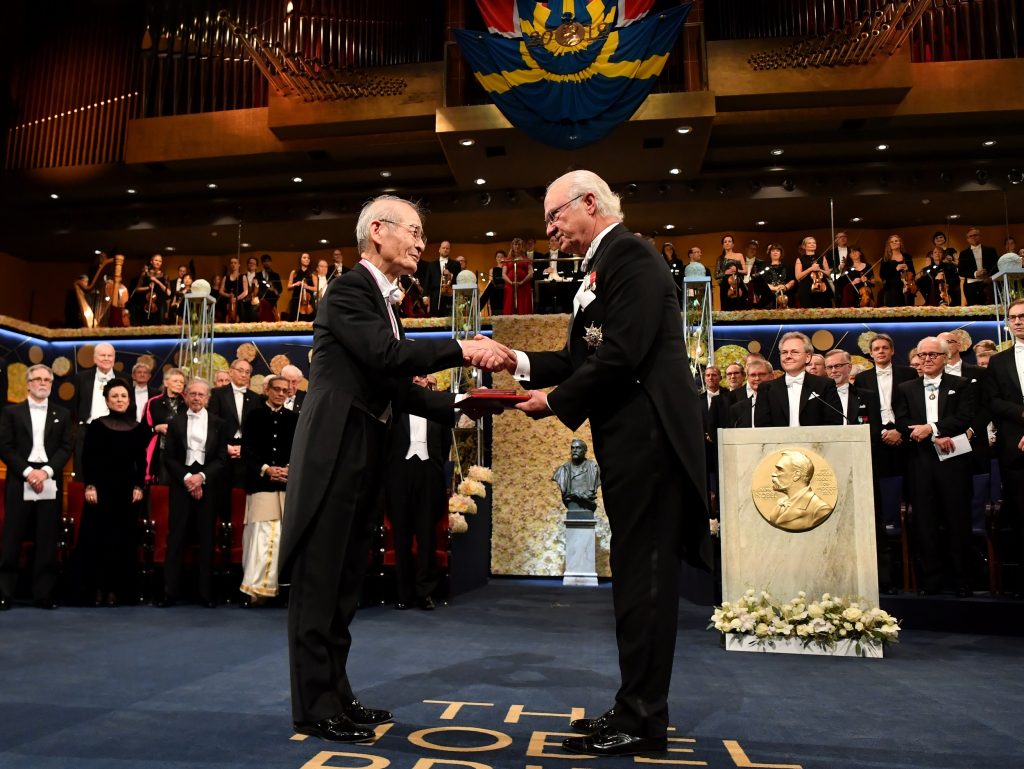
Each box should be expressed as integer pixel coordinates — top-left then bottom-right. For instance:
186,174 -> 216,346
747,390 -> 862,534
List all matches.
718,426 -> 880,651
553,438 -> 600,586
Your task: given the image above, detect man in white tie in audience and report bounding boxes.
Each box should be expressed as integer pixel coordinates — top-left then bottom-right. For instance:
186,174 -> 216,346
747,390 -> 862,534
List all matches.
280,365 -> 306,413
73,342 -> 118,476
754,332 -> 842,427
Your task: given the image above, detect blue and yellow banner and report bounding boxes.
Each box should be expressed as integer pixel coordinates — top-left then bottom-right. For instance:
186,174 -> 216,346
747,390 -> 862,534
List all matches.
454,1 -> 690,150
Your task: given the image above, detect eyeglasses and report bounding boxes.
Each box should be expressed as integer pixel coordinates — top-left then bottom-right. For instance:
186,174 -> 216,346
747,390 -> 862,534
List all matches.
267,385 -> 289,393
824,363 -> 850,371
230,366 -> 251,375
917,351 -> 946,360
379,219 -> 427,244
28,377 -> 53,384
544,194 -> 583,226
1007,313 -> 1024,322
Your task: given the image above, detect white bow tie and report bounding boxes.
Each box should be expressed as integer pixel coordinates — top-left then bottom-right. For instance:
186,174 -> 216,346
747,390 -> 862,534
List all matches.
923,378 -> 942,388
876,367 -> 891,376
1015,342 -> 1024,351
29,401 -> 47,410
386,285 -> 403,305
836,385 -> 849,395
97,373 -> 112,383
785,374 -> 804,387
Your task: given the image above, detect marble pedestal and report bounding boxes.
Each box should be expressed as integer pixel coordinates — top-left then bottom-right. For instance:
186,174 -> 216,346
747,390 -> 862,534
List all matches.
563,518 -> 598,586
718,425 -> 879,608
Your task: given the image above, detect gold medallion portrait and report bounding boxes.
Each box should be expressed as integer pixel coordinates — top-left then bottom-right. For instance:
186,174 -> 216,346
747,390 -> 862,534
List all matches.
751,448 -> 838,532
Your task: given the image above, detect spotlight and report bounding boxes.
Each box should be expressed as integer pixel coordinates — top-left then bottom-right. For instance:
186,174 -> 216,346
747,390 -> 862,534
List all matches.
1008,169 -> 1024,185
781,178 -> 796,192
505,190 -> 519,204
479,192 -> 491,207
657,182 -> 670,195
975,169 -> 989,185
474,177 -> 486,185
625,183 -> 638,197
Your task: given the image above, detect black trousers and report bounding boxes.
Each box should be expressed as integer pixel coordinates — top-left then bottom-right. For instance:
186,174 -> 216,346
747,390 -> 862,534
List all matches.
288,410 -> 385,722
165,481 -> 217,601
592,389 -> 692,740
0,482 -> 61,601
1000,462 -> 1024,592
386,457 -> 445,603
907,450 -> 972,592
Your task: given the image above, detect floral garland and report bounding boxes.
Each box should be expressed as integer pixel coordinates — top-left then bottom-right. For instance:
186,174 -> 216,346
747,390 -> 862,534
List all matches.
716,305 -> 996,322
709,589 -> 900,656
447,464 -> 493,533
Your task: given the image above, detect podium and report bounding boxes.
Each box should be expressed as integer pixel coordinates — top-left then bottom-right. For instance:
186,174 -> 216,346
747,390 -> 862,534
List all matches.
717,426 -> 880,611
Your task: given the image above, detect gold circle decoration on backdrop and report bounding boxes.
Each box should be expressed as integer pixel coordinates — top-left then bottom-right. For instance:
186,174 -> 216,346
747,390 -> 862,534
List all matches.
249,374 -> 266,394
236,342 -> 258,362
77,344 -> 95,369
851,354 -> 873,371
299,377 -> 309,392
28,345 -> 44,364
114,361 -> 125,373
212,353 -> 229,373
138,354 -> 157,371
58,382 -> 76,401
747,340 -> 762,354
751,447 -> 838,533
270,354 -> 290,374
51,356 -> 72,377
811,330 -> 834,351
7,363 -> 28,402
713,344 -> 749,373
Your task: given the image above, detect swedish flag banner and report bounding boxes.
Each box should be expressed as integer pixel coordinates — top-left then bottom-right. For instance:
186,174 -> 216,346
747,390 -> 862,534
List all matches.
454,1 -> 690,150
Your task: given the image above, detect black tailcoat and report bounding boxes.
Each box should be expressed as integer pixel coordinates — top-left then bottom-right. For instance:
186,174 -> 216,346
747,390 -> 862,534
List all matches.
754,371 -> 843,427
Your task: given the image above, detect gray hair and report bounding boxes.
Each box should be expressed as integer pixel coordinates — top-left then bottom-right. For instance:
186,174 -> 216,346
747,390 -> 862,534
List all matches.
548,170 -> 623,222
131,361 -> 152,375
280,364 -> 303,379
779,331 -> 813,354
355,194 -> 426,253
824,348 -> 851,364
747,359 -> 772,375
918,336 -> 950,356
25,364 -> 53,381
186,377 -> 211,394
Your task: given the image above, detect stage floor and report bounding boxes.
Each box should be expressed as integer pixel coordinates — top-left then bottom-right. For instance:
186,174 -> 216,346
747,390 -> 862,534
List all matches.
1,580 -> 1021,769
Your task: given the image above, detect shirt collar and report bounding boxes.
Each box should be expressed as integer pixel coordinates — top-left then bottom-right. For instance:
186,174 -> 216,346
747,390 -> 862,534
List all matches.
580,222 -> 619,271
785,373 -> 805,386
187,407 -> 207,418
875,365 -> 892,376
28,398 -> 48,410
1015,341 -> 1024,352
923,376 -> 942,387
232,386 -> 247,395
360,258 -> 402,304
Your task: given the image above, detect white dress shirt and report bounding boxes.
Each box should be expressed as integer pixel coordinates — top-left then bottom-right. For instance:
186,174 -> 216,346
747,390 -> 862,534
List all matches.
706,389 -> 719,409
135,386 -> 150,423
923,376 -> 942,434
785,373 -> 805,427
89,369 -> 113,423
875,365 -> 895,425
185,408 -> 208,478
360,258 -> 401,340
968,244 -> 983,280
836,384 -> 850,425
1015,342 -> 1024,399
405,414 -> 430,460
284,395 -> 296,411
231,386 -> 247,439
944,359 -> 963,377
26,399 -> 53,478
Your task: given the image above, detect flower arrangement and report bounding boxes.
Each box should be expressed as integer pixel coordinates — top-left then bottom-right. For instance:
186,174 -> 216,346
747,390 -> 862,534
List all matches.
448,493 -> 477,516
458,478 -> 487,498
709,589 -> 900,656
467,465 -> 494,483
448,512 -> 469,534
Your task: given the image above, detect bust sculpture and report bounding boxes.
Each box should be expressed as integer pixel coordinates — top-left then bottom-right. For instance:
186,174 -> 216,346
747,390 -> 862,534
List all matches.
552,438 -> 601,519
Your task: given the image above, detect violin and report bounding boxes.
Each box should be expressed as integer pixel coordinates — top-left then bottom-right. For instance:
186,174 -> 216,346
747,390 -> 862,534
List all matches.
226,289 -> 239,322
809,256 -> 828,293
936,267 -> 951,307
900,261 -> 917,297
299,283 -> 314,317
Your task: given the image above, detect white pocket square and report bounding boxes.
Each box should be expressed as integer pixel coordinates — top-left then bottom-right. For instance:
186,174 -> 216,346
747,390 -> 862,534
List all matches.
947,390 -> 956,395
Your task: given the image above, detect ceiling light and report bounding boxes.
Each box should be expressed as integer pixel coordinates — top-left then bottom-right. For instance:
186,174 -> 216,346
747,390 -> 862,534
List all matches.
474,178 -> 486,185
292,176 -> 303,183
126,188 -> 137,194
50,193 -> 59,199
676,126 -> 692,134
983,140 -> 996,147
207,183 -> 218,189
948,213 -> 960,220
241,242 -> 251,248
484,230 -> 496,237
380,170 -> 392,178
756,220 -> 766,226
164,246 -> 176,252
94,249 -> 102,255
669,168 -> 681,175
459,138 -> 475,146
850,217 -> 862,223
770,148 -> 784,156
876,143 -> 889,151
664,224 -> 675,230
319,238 -> 329,244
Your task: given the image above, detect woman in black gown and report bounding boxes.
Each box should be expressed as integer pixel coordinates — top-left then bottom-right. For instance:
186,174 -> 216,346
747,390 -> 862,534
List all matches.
78,379 -> 150,606
879,233 -> 916,307
287,252 -> 317,322
794,236 -> 834,308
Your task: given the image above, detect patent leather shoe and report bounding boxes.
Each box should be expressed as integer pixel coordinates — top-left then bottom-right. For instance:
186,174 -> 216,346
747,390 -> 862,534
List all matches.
342,699 -> 393,726
293,715 -> 375,743
418,596 -> 436,611
570,708 -> 615,735
562,730 -> 667,757
393,602 -> 410,610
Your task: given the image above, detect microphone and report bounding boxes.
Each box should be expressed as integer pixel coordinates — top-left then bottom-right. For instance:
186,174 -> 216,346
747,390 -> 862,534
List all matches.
807,390 -> 849,425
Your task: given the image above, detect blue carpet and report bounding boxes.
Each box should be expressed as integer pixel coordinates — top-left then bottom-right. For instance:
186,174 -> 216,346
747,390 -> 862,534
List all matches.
1,581 -> 1021,768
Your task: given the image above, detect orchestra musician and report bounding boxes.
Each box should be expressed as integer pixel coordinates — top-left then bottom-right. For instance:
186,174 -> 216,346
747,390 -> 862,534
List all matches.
132,254 -> 172,326
288,253 -> 318,322
220,256 -> 249,323
794,236 -> 834,309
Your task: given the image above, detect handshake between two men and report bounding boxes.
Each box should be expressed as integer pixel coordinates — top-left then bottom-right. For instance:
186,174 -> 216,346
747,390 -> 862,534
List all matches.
457,335 -> 552,420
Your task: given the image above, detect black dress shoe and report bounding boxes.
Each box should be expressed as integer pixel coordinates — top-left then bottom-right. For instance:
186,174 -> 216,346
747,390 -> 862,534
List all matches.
570,708 -> 615,735
563,730 -> 667,757
294,715 -> 375,743
342,699 -> 393,726
418,596 -> 436,611
0,595 -> 11,611
393,602 -> 410,610
33,598 -> 58,610
955,587 -> 973,598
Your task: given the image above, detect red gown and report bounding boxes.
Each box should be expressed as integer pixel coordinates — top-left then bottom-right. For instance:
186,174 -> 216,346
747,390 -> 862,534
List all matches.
503,258 -> 533,315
